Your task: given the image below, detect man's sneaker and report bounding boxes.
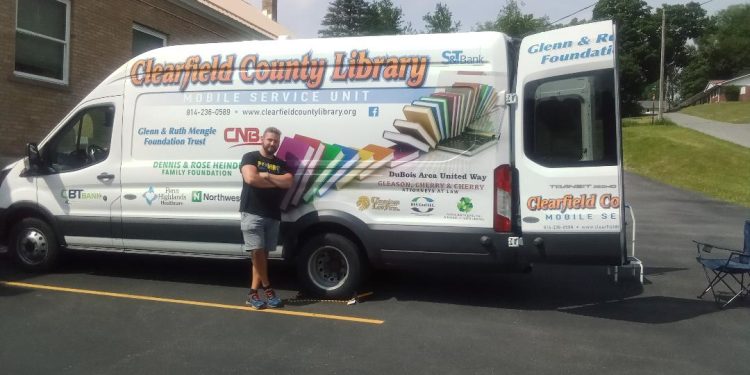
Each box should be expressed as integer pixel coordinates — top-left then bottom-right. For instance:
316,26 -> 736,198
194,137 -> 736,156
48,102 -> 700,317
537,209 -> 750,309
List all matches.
246,292 -> 266,310
265,288 -> 283,308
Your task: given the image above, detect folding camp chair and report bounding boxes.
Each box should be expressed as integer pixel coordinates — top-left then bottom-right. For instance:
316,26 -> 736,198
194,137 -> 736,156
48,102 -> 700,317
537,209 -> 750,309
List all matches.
694,220 -> 750,308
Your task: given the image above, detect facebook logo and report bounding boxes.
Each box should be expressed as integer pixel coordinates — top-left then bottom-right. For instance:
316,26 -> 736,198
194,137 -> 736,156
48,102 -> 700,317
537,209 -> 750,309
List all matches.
368,106 -> 379,117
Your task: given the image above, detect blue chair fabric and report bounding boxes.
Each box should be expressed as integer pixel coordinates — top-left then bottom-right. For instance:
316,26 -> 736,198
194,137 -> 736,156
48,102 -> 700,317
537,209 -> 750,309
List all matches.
694,220 -> 750,308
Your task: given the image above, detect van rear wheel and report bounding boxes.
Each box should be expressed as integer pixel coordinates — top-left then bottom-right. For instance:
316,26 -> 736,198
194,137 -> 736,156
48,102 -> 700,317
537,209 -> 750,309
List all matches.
10,218 -> 60,272
297,233 -> 362,299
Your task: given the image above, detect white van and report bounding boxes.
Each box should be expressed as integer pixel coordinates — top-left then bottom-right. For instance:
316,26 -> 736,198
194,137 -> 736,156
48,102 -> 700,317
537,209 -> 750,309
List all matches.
0,21 -> 626,297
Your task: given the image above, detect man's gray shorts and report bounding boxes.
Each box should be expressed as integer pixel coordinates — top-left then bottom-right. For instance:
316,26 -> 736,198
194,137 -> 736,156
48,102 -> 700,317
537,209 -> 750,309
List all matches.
240,212 -> 280,252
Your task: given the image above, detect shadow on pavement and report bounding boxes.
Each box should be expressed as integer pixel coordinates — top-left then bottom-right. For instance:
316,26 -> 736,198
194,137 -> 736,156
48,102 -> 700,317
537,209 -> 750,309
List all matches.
1,251 -> 734,324
558,296 -> 726,323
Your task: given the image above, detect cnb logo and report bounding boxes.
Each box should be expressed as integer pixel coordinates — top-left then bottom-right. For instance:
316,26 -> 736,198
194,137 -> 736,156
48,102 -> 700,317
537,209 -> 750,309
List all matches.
356,196 -> 370,211
192,191 -> 202,202
441,50 -> 485,64
410,197 -> 435,214
224,127 -> 262,148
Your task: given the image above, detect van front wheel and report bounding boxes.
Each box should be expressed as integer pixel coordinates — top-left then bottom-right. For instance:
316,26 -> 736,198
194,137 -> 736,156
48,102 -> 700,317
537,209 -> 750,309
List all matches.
10,218 -> 60,272
297,233 -> 362,299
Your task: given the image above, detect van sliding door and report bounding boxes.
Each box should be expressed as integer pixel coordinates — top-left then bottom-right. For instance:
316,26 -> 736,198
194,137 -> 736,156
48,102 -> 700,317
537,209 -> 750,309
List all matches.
514,21 -> 625,265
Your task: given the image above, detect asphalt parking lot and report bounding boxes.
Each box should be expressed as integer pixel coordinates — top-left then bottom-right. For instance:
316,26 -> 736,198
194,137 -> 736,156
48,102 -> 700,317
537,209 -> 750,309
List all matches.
1,172 -> 749,374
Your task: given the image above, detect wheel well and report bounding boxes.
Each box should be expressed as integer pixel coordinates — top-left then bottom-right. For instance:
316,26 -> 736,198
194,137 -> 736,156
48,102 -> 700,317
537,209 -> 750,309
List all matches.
294,222 -> 368,263
3,207 -> 63,247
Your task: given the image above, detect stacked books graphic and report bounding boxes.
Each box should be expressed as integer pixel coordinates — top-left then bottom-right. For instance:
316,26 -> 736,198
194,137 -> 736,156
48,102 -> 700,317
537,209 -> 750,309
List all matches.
277,135 -> 395,210
384,82 -> 500,157
273,82 -> 501,210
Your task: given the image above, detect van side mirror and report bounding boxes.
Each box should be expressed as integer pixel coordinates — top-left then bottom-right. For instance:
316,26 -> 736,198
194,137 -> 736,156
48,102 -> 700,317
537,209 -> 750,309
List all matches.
26,143 -> 43,171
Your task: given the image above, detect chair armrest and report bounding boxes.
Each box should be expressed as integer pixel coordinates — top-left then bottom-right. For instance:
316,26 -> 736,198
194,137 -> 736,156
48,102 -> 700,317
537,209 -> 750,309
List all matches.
693,240 -> 741,258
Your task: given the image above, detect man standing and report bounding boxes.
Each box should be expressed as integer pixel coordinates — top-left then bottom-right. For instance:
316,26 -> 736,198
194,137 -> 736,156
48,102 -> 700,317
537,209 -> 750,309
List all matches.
240,127 -> 293,309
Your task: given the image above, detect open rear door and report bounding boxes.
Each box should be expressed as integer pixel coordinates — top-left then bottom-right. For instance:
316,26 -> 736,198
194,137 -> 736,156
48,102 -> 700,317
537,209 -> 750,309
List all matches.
514,21 -> 625,265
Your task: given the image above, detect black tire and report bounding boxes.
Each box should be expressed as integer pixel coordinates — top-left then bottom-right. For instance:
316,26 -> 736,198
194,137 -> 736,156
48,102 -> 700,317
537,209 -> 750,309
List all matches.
296,233 -> 363,299
9,218 -> 60,272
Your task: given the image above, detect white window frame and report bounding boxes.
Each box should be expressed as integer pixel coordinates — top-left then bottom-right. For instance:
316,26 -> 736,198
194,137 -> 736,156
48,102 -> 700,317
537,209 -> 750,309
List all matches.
132,23 -> 167,54
14,0 -> 71,85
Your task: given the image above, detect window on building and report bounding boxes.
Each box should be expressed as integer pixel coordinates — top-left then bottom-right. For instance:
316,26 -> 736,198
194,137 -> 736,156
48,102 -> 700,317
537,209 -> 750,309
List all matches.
15,0 -> 70,84
133,24 -> 167,56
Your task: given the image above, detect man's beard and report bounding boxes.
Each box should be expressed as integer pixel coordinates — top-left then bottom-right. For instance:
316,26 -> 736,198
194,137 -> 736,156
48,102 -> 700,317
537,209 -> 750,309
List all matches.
263,145 -> 277,155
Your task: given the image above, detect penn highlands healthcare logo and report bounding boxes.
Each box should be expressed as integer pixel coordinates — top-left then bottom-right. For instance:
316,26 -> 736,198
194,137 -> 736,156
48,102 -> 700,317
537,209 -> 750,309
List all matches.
143,186 -> 158,205
410,197 -> 435,214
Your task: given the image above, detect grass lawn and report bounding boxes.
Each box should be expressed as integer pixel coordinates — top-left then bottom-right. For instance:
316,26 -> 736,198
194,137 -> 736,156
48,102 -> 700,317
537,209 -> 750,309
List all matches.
623,121 -> 750,207
680,102 -> 750,124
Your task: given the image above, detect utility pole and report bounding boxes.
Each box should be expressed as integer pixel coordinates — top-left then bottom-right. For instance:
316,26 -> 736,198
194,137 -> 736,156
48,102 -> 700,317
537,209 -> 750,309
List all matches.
658,9 -> 666,122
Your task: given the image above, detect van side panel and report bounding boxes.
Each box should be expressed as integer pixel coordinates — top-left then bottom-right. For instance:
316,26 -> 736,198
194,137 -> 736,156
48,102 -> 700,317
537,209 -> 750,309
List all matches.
120,33 -> 513,262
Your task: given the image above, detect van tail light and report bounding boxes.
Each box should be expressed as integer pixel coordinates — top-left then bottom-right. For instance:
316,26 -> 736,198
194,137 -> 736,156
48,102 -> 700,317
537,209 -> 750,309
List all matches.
494,164 -> 512,232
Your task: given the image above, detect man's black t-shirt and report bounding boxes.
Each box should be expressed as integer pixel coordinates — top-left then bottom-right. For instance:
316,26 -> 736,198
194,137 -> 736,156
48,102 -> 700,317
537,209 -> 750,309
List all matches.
239,151 -> 289,220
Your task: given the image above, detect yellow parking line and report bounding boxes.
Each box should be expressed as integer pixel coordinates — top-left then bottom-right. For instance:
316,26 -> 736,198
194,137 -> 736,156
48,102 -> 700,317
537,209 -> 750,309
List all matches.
1,281 -> 384,325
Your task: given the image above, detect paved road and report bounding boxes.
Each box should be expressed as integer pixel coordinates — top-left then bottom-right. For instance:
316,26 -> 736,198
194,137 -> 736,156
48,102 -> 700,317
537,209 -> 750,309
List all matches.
664,112 -> 750,148
1,172 -> 749,374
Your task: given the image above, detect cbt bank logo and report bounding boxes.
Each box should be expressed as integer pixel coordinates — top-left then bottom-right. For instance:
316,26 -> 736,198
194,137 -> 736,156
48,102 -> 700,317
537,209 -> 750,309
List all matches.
224,127 -> 262,148
442,50 -> 485,64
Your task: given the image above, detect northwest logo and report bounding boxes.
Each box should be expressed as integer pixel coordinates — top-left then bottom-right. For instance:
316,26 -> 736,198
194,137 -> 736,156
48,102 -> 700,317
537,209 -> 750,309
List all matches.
410,197 -> 435,214
224,127 -> 262,148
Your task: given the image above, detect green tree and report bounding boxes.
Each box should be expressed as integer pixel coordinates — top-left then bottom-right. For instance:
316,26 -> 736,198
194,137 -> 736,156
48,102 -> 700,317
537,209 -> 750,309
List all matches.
476,0 -> 548,38
678,4 -> 750,99
423,2 -> 461,33
366,0 -> 410,35
319,0 -> 371,37
593,0 -> 659,115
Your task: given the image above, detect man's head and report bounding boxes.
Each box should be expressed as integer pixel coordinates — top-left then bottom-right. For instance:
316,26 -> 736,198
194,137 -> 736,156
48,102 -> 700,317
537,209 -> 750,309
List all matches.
261,127 -> 281,156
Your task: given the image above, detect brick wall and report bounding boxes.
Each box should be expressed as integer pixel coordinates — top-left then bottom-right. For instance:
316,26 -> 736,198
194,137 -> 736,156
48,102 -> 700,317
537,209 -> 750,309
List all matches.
740,86 -> 750,102
0,0 -> 267,158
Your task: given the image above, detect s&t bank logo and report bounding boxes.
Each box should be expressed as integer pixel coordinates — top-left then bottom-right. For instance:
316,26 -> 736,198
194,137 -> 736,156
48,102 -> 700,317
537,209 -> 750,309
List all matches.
442,50 -> 485,64
368,106 -> 379,117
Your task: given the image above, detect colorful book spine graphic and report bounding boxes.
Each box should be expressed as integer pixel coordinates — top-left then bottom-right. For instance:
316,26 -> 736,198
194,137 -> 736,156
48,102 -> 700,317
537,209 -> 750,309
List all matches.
335,148 -> 375,190
277,136 -> 314,210
290,134 -> 326,206
357,144 -> 394,180
276,82 -> 498,209
389,145 -> 421,168
382,130 -> 430,153
302,143 -> 344,203
318,144 -> 360,197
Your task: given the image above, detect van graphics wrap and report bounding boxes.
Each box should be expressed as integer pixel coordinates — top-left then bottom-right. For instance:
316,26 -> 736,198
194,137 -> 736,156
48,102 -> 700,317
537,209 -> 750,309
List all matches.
60,189 -> 105,204
410,197 -> 435,214
142,187 -> 187,206
128,43 -> 507,228
130,50 -> 430,91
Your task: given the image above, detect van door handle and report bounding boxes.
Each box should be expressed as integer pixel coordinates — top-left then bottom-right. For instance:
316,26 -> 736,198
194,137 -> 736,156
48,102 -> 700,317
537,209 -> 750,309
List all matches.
97,172 -> 115,182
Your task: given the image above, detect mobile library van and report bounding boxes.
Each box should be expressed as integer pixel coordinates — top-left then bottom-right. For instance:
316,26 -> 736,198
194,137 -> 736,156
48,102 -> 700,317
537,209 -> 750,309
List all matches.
0,21 -> 627,297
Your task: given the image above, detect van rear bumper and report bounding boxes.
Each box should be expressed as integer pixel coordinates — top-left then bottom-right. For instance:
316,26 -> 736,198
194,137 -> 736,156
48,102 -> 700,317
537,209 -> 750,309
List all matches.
521,232 -> 624,266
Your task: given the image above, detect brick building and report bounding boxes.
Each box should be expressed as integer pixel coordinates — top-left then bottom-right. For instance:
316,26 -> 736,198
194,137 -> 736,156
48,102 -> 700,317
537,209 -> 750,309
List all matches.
0,0 -> 289,162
